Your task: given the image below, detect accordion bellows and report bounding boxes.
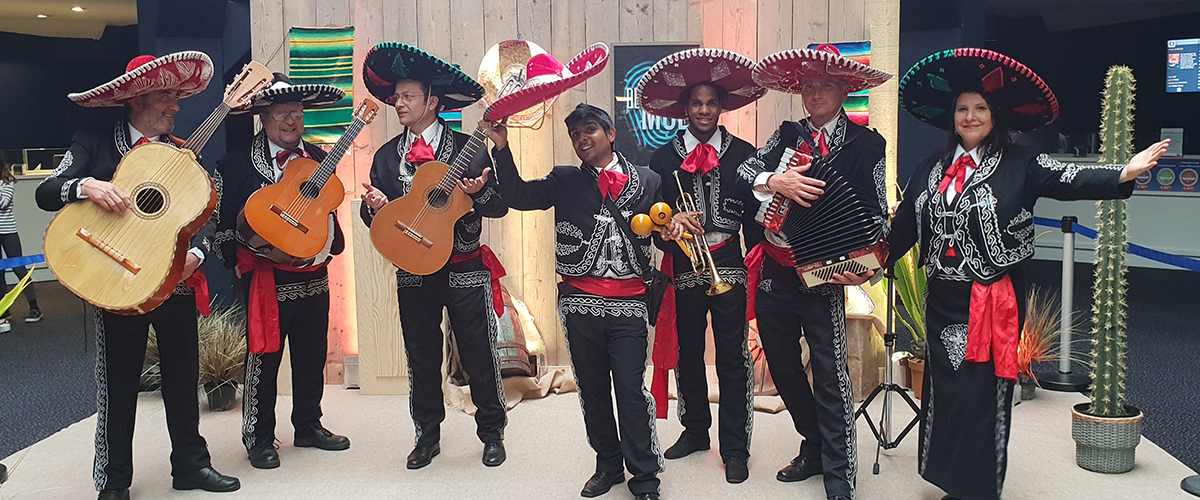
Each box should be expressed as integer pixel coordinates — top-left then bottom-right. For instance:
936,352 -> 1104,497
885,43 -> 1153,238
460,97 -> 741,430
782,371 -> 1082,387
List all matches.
756,147 -> 888,287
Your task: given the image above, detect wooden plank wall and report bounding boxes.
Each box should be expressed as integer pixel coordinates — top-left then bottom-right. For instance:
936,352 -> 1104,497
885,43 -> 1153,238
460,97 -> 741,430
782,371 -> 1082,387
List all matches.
250,0 -> 900,394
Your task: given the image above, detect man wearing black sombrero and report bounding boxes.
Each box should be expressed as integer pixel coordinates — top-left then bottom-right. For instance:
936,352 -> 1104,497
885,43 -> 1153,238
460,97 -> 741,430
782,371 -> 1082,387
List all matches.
737,45 -> 893,500
358,42 -> 510,470
212,73 -> 351,470
635,48 -> 765,484
35,52 -> 239,500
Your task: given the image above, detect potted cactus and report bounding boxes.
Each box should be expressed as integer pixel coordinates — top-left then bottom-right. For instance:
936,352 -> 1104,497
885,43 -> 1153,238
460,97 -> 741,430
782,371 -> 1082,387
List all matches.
1070,66 -> 1144,474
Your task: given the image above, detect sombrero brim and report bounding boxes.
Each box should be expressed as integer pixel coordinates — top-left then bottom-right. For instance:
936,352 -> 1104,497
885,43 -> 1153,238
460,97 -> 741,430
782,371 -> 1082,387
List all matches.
635,48 -> 766,119
363,42 -> 484,110
68,51 -> 214,108
752,48 -> 892,94
230,83 -> 346,115
899,48 -> 1059,132
485,43 -> 609,121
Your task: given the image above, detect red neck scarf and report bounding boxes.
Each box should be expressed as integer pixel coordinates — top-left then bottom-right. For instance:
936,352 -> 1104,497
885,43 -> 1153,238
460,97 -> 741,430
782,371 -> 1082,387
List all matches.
938,154 -> 976,194
274,147 -> 305,166
406,136 -> 435,164
680,143 -> 719,175
597,168 -> 628,201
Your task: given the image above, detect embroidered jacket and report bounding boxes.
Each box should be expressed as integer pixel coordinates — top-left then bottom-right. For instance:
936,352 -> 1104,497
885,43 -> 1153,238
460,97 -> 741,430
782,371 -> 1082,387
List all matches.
887,146 -> 1135,284
35,119 -> 215,297
492,147 -> 663,280
649,127 -> 759,246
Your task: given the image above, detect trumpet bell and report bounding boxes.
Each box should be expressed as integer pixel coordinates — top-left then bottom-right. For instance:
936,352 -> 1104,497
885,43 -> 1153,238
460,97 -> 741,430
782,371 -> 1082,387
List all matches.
706,279 -> 734,296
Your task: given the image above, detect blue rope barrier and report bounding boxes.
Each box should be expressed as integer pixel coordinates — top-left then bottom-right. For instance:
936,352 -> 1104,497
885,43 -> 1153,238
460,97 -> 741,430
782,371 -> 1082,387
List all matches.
0,254 -> 45,271
1034,217 -> 1200,272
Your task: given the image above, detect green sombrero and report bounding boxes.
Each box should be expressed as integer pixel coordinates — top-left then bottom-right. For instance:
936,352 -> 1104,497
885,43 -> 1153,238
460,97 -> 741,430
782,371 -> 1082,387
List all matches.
363,42 -> 484,110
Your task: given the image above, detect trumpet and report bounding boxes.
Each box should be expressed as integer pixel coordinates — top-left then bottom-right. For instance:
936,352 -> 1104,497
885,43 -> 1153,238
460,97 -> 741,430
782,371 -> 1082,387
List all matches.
672,171 -> 733,296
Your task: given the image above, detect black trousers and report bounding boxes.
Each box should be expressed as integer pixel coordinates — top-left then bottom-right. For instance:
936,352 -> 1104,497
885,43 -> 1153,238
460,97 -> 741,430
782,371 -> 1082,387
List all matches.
239,268 -> 330,448
669,241 -> 753,461
395,258 -> 507,448
93,293 -> 211,491
755,257 -> 857,499
559,284 -> 663,496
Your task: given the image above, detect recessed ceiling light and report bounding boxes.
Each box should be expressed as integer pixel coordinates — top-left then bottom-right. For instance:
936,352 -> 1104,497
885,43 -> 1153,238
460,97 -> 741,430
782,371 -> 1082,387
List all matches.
37,14 -> 48,18
72,6 -> 84,12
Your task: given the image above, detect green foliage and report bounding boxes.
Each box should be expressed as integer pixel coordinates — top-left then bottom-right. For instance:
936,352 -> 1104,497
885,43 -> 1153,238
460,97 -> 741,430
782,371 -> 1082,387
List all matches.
891,246 -> 927,358
1088,66 -> 1134,417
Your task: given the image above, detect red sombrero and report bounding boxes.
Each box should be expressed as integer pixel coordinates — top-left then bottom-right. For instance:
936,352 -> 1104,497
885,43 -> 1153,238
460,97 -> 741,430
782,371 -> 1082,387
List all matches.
484,43 -> 609,121
635,48 -> 766,119
753,44 -> 892,94
69,52 -> 214,108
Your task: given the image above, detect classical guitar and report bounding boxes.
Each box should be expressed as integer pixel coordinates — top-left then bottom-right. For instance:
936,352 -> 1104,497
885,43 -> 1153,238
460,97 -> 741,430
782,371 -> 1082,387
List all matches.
43,61 -> 273,314
237,99 -> 379,267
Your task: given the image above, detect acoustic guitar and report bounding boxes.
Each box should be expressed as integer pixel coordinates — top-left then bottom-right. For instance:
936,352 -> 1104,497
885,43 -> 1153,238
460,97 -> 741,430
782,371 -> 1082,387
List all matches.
43,61 -> 273,314
237,99 -> 379,267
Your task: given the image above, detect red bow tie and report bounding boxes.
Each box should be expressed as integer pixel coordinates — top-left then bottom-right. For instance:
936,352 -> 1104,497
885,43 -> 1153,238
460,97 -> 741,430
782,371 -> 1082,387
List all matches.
798,130 -> 829,156
406,137 -> 435,164
274,148 -> 305,166
680,143 -> 719,175
134,137 -> 152,147
938,154 -> 976,194
597,168 -> 629,201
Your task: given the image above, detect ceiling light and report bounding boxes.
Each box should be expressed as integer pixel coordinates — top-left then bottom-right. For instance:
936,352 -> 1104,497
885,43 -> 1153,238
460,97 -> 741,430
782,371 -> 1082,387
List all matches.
37,14 -> 48,18
72,6 -> 84,12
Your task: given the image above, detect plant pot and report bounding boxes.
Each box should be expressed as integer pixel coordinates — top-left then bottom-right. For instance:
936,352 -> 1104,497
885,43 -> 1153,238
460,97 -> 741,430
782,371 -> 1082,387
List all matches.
906,358 -> 926,400
205,382 -> 238,412
1071,403 -> 1143,473
1019,374 -> 1037,401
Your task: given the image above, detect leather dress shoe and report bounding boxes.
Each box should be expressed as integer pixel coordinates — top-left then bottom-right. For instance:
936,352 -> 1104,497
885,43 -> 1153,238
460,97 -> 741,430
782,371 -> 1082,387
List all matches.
248,439 -> 280,469
830,497 -> 852,500
662,433 -> 710,459
482,441 -> 506,467
97,490 -> 129,500
941,496 -> 964,500
633,494 -> 660,500
724,456 -> 749,484
294,425 -> 350,451
172,466 -> 241,492
776,454 -> 822,482
580,471 -> 625,498
407,444 -> 440,469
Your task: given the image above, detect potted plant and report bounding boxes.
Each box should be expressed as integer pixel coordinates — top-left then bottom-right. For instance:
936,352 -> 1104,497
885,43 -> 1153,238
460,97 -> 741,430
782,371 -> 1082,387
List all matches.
892,246 -> 927,399
1071,66 -> 1143,474
197,307 -> 248,411
1017,287 -> 1090,401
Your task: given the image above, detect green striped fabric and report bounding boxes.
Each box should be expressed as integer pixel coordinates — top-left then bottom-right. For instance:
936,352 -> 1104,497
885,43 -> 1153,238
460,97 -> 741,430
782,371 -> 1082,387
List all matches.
289,27 -> 355,144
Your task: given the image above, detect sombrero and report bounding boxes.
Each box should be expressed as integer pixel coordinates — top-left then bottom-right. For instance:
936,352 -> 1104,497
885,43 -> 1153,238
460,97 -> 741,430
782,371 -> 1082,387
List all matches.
484,43 -> 610,121
68,51 -> 214,108
899,48 -> 1059,132
362,42 -> 484,110
635,48 -> 766,119
231,72 -> 345,115
752,44 -> 892,95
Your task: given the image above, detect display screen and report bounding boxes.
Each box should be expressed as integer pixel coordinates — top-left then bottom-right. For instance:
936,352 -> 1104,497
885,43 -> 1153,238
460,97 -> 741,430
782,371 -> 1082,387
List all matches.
1167,38 -> 1200,93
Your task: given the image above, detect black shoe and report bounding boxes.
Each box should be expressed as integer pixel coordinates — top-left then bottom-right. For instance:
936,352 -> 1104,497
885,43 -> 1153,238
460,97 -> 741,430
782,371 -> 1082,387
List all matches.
172,466 -> 240,492
580,471 -> 625,498
725,456 -> 749,484
24,307 -> 42,323
294,425 -> 350,451
662,433 -> 710,459
941,497 -> 964,500
482,441 -> 506,467
633,494 -> 660,500
248,439 -> 280,469
831,497 -> 852,500
406,444 -> 440,469
776,454 -> 822,482
97,490 -> 129,500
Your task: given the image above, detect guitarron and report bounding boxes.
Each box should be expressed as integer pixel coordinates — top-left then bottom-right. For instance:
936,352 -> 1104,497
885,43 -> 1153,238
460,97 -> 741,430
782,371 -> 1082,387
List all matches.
43,62 -> 273,314
238,99 -> 379,267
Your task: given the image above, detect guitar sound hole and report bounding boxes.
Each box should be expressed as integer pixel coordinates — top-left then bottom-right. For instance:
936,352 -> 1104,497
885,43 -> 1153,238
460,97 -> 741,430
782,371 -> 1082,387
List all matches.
425,189 -> 449,210
299,180 -> 320,199
133,184 -> 168,219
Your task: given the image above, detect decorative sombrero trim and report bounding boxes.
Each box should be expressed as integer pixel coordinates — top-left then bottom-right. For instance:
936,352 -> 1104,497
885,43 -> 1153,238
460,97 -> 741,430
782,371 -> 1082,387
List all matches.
231,82 -> 346,115
362,42 -> 484,110
68,51 -> 214,108
634,48 -> 766,119
486,43 -> 610,121
752,47 -> 893,95
897,48 -> 1059,132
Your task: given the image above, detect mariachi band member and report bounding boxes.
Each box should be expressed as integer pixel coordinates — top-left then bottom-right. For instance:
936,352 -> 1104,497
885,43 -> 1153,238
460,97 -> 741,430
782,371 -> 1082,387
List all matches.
212,73 -> 351,470
636,48 -> 765,484
358,42 -> 510,470
890,49 -> 1169,500
35,52 -> 239,500
737,45 -> 892,500
489,104 -> 665,500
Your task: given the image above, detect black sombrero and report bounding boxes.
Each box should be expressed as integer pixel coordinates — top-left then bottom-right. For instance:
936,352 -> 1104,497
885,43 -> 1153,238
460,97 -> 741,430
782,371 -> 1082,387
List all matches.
635,48 -> 765,119
363,42 -> 484,110
232,73 -> 345,114
899,48 -> 1059,132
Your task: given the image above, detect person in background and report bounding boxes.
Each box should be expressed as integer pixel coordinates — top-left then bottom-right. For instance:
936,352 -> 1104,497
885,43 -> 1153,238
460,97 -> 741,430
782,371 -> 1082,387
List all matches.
0,152 -> 42,332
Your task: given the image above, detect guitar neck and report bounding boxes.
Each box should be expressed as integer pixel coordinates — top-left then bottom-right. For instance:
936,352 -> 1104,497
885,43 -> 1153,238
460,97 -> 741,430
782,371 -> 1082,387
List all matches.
308,118 -> 367,188
435,107 -> 493,194
183,103 -> 232,152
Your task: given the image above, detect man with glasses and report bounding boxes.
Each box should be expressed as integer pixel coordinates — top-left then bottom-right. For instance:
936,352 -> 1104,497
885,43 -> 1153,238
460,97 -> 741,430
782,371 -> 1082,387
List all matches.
212,73 -> 350,470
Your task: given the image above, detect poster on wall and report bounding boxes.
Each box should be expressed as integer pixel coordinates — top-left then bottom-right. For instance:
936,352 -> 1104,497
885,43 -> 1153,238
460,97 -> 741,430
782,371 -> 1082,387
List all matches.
1135,157 -> 1200,194
808,41 -> 872,126
612,43 -> 700,166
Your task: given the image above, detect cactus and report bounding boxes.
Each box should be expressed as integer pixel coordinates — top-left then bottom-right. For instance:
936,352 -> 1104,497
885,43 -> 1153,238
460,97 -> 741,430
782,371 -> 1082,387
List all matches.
1087,66 -> 1135,417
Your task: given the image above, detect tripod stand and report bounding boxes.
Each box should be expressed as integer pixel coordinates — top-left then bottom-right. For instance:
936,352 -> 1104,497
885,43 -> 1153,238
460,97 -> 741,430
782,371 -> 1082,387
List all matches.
854,268 -> 920,474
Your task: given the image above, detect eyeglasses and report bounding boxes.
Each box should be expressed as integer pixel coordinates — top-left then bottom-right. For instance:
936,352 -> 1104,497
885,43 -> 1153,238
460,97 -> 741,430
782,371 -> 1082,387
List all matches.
269,110 -> 304,122
391,93 -> 426,105
800,81 -> 845,95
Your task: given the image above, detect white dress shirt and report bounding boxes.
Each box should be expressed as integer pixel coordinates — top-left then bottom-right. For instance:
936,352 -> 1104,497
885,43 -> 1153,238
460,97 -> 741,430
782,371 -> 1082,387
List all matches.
943,144 -> 981,204
680,128 -> 731,246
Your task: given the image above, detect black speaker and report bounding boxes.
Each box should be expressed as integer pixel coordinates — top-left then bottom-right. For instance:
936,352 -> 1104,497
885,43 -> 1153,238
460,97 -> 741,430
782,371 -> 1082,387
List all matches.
155,0 -> 227,38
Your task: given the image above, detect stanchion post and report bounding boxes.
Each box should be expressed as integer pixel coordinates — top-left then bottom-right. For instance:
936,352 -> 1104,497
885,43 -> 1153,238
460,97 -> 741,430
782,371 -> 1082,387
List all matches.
1039,216 -> 1091,392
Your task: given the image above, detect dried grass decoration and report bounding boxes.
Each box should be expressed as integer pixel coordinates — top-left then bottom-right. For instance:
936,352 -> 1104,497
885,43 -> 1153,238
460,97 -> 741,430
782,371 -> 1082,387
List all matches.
1018,287 -> 1089,398
197,307 -> 248,411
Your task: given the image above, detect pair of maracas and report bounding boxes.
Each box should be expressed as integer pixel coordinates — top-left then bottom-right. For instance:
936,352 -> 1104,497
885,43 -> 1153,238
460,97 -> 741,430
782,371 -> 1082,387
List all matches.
630,202 -> 696,259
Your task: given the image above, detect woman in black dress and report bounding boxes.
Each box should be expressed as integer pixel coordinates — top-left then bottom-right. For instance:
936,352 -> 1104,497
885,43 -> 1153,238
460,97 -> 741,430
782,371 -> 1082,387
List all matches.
889,48 -> 1169,500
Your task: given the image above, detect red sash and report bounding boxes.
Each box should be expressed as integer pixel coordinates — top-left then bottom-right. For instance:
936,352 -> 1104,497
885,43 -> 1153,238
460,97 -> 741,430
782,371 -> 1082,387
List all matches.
182,269 -> 211,317
448,245 -> 507,317
743,241 -> 795,321
236,247 -> 326,354
968,275 -> 1020,380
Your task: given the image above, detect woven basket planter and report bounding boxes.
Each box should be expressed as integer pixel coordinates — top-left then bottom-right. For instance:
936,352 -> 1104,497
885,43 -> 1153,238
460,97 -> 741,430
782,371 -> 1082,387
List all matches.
1071,403 -> 1143,473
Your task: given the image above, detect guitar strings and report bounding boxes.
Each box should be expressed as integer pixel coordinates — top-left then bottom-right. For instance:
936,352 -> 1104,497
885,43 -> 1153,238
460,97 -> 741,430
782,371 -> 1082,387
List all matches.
405,126 -> 487,233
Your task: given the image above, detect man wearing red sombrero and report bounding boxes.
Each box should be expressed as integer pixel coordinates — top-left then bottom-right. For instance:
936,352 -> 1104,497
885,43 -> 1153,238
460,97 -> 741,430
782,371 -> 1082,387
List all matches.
358,42 -> 510,470
212,73 -> 351,470
736,45 -> 892,500
35,52 -> 239,500
635,48 -> 766,484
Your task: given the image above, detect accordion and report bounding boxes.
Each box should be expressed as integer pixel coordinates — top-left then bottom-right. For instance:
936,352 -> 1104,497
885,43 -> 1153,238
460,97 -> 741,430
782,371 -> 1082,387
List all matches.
754,147 -> 888,287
